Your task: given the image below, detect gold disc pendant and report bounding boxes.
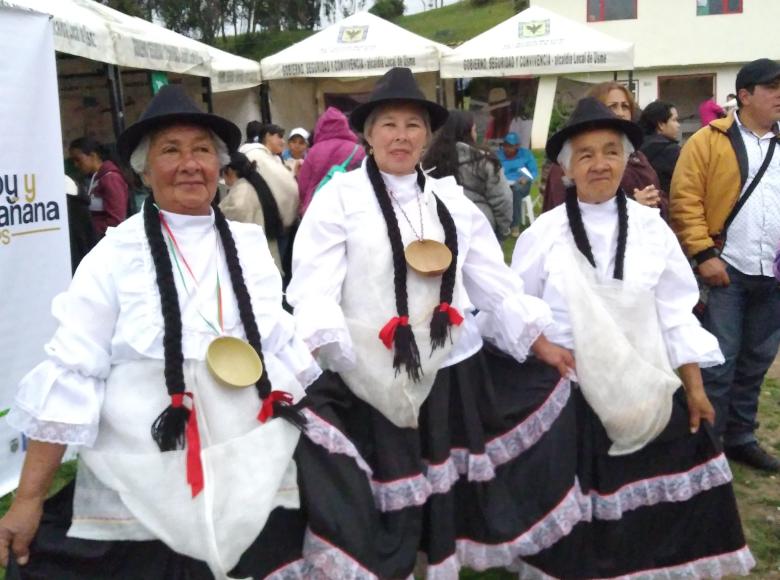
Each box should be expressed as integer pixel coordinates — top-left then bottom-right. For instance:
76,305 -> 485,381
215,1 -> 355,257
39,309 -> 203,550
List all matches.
404,239 -> 452,277
206,336 -> 263,388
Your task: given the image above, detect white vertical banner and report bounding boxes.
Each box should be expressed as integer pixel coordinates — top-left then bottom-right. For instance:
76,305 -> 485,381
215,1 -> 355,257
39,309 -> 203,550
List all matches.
0,7 -> 72,496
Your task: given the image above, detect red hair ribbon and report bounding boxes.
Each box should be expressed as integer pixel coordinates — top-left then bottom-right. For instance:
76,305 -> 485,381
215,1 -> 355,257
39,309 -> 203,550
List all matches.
438,302 -> 464,326
379,315 -> 409,349
171,392 -> 203,498
258,391 -> 294,423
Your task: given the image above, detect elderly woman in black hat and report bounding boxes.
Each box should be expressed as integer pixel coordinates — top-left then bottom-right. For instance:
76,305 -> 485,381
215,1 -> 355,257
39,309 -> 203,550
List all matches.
0,85 -> 319,579
287,67 -> 580,578
488,97 -> 754,577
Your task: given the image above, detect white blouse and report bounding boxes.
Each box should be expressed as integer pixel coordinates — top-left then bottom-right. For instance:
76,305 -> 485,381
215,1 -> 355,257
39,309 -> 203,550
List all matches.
9,209 -> 320,446
287,162 -> 552,373
508,197 -> 723,369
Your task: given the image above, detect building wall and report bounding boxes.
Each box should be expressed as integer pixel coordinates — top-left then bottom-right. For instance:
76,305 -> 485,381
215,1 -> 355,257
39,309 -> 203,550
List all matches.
531,0 -> 780,69
525,0 -> 774,143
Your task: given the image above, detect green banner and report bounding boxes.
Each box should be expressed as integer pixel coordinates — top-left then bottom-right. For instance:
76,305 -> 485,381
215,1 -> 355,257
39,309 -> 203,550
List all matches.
150,71 -> 169,95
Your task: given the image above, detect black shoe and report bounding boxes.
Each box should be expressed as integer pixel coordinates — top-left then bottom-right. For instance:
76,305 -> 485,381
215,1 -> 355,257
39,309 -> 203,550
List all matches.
725,442 -> 780,473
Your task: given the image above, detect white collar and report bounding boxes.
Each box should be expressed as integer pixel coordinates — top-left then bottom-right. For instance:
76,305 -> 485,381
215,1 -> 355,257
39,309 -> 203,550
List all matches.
734,111 -> 779,140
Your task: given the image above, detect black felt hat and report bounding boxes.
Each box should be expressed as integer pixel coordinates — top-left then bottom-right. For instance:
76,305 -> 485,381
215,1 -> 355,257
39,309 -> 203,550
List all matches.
349,67 -> 448,133
117,84 -> 242,164
545,97 -> 644,162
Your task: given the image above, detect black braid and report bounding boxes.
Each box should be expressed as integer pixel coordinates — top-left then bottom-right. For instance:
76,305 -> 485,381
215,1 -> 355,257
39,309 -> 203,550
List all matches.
564,186 -> 596,269
366,155 -> 422,381
213,207 -> 306,429
614,189 -> 628,280
144,197 -> 190,452
564,186 -> 629,280
417,166 -> 460,350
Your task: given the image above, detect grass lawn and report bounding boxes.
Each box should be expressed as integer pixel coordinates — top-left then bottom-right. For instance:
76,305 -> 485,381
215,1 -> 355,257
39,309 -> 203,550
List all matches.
216,0 -> 516,62
396,0 -> 515,46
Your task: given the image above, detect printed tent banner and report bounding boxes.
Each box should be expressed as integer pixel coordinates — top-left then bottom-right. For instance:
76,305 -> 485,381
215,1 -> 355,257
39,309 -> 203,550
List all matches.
0,5 -> 72,496
440,5 -> 634,78
208,45 -> 263,93
261,11 -> 452,80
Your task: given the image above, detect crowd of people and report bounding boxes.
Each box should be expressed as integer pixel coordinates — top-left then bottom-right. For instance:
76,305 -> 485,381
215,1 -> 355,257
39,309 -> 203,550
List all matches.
1,57 -> 779,579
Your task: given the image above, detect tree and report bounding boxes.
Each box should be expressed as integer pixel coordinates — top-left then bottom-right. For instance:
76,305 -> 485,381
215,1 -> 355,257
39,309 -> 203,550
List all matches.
369,0 -> 404,20
322,0 -> 369,24
100,0 -> 331,43
99,0 -> 153,19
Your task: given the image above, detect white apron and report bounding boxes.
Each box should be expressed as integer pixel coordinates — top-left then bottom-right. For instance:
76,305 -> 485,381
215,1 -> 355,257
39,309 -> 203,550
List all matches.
337,176 -> 463,428
560,243 -> 681,456
71,356 -> 303,580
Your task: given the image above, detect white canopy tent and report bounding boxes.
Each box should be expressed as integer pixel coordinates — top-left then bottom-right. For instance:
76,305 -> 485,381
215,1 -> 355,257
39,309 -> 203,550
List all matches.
260,11 -> 453,132
1,0 -> 262,85
0,0 -> 262,143
441,5 -> 634,148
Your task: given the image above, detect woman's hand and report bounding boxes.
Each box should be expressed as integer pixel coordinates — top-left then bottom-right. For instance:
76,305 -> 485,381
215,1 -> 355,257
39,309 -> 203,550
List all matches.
678,363 -> 716,433
0,440 -> 66,568
686,390 -> 716,434
633,185 -> 661,208
0,496 -> 44,567
532,335 -> 576,379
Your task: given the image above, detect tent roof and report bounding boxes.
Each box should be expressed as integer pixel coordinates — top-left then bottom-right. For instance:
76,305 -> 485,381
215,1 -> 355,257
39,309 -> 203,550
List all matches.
0,0 -> 261,91
261,11 -> 451,81
440,5 -> 633,78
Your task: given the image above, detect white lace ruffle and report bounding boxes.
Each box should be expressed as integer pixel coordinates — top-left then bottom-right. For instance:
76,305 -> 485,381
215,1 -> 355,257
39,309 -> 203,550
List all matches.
513,544 -> 756,579
297,363 -> 323,390
7,406 -> 97,446
305,327 -> 357,372
484,378 -> 571,468
373,474 -> 432,512
424,553 -> 460,580
266,558 -> 325,580
464,482 -> 590,571
302,379 -> 571,512
425,457 -> 460,495
588,452 -> 733,520
303,528 -> 379,580
302,409 -> 373,476
423,482 -> 589,578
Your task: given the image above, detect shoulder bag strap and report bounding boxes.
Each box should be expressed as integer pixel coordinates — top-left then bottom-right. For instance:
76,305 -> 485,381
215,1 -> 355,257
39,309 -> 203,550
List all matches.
722,136 -> 778,236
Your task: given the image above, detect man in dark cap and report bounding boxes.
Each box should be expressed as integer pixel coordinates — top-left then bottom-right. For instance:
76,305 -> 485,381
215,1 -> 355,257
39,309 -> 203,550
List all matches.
671,58 -> 780,472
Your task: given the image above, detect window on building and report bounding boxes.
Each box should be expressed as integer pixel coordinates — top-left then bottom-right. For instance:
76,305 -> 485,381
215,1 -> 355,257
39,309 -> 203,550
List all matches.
587,0 -> 637,22
697,0 -> 742,15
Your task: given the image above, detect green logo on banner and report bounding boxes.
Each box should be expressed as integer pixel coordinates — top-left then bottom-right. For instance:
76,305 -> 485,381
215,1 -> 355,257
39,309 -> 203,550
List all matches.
518,19 -> 550,38
151,71 -> 169,94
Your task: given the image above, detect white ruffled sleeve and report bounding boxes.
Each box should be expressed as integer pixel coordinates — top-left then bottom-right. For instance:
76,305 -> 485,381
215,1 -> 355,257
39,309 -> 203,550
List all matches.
8,242 -> 119,446
655,226 -> 724,369
286,181 -> 355,372
466,203 -> 553,363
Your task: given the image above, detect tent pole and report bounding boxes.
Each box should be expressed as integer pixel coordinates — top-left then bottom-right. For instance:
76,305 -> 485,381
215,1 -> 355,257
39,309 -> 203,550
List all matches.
105,64 -> 126,141
202,77 -> 214,113
260,83 -> 271,123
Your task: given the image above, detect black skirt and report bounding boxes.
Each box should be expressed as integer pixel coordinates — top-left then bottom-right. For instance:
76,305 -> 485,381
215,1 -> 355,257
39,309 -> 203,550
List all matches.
516,387 -> 755,579
293,346 -> 581,578
5,479 -> 308,580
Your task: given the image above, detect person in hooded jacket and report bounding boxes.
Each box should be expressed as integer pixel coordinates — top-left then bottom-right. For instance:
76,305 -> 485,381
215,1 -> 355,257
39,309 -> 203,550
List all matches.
296,107 -> 366,216
639,100 -> 682,195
